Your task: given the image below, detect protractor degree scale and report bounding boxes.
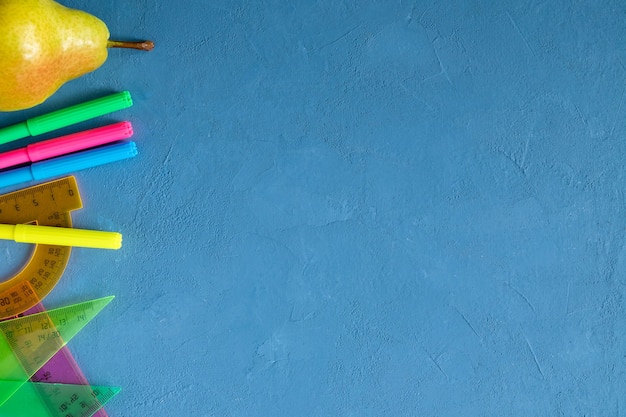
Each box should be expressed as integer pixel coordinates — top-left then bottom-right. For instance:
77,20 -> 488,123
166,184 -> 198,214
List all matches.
0,176 -> 82,319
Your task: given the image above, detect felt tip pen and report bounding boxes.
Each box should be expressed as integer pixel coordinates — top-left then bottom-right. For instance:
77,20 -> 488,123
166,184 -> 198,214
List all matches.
0,121 -> 134,170
0,224 -> 122,249
0,141 -> 138,189
0,91 -> 133,146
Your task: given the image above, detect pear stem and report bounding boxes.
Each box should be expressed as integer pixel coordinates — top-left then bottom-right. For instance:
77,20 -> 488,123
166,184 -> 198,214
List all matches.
107,40 -> 154,51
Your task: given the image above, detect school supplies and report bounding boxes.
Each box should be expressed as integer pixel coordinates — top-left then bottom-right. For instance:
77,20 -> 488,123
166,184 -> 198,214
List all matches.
0,224 -> 122,249
0,296 -> 114,406
0,141 -> 138,189
0,91 -> 133,146
0,177 -> 88,319
0,121 -> 133,170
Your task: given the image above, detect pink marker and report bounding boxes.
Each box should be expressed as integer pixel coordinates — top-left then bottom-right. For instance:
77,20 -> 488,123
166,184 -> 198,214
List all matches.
0,121 -> 134,170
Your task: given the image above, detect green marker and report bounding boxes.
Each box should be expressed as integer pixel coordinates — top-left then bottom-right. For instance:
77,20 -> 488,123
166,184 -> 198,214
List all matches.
0,91 -> 133,146
0,296 -> 114,406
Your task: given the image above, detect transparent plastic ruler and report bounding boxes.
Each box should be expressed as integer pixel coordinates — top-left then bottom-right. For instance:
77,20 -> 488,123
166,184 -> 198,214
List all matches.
0,296 -> 113,406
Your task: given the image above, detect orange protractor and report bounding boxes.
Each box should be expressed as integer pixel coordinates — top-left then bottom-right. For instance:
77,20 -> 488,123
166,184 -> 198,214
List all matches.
0,177 -> 82,319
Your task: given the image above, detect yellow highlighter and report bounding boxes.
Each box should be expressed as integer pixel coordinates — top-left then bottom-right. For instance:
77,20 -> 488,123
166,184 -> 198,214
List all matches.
0,224 -> 122,250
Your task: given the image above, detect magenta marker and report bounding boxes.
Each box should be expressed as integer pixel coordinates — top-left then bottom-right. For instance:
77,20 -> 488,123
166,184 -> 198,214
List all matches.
0,121 -> 134,170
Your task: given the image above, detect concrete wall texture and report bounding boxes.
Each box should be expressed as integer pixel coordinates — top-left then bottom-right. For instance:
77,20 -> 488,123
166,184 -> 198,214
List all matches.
0,0 -> 625,416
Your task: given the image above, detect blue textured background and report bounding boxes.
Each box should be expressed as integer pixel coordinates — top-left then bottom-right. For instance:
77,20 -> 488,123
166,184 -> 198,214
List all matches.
1,0 -> 625,415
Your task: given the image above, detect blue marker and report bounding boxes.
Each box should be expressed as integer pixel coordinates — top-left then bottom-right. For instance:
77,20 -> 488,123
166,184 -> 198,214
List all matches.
0,141 -> 138,189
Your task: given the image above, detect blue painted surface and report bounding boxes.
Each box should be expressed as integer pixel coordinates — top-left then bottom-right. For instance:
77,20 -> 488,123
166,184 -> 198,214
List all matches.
1,0 -> 625,415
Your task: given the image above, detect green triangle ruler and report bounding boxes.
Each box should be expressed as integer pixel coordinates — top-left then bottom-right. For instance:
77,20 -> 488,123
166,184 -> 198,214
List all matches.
0,296 -> 113,406
14,300 -> 120,417
0,383 -> 120,417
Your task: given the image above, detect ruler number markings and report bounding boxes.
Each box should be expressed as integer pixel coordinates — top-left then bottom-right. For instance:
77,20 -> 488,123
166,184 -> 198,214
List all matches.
0,177 -> 82,318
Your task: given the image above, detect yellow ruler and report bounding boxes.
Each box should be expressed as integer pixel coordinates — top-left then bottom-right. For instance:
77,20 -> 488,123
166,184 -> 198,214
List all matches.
0,177 -> 82,319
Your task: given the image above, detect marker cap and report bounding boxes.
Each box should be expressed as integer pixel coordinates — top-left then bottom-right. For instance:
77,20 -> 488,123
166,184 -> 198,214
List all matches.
31,141 -> 138,180
27,121 -> 134,162
28,91 -> 133,136
12,224 -> 123,249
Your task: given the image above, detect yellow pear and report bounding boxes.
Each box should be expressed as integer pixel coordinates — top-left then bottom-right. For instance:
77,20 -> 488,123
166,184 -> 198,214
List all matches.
0,0 -> 153,111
